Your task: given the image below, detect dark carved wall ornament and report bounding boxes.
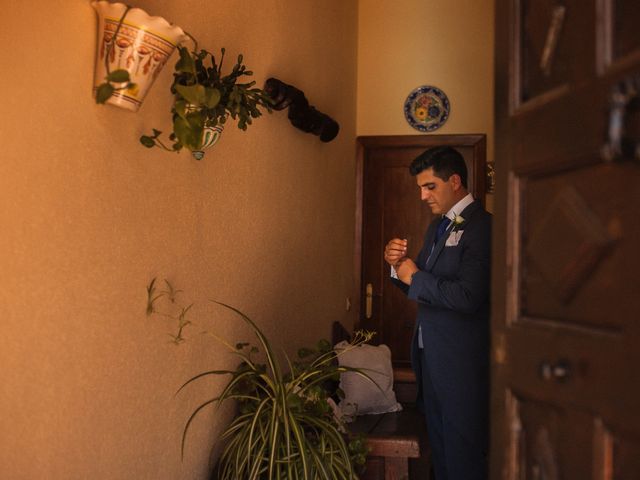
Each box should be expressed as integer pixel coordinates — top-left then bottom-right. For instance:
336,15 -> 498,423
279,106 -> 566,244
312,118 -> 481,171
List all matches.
263,78 -> 339,142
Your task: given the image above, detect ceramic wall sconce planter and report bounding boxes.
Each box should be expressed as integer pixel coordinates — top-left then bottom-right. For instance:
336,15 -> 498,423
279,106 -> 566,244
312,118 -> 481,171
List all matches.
92,1 -> 187,112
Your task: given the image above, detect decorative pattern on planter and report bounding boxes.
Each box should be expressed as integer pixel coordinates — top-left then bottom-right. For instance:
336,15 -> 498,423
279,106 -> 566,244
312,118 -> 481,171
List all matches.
92,1 -> 187,112
192,124 -> 225,160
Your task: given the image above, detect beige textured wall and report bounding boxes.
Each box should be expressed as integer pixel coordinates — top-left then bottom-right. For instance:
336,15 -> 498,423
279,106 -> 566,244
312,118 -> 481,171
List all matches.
0,1 -> 357,479
357,0 -> 495,164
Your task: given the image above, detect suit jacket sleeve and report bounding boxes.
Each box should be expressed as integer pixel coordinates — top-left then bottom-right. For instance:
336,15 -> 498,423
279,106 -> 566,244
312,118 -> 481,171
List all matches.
390,275 -> 409,294
407,212 -> 491,315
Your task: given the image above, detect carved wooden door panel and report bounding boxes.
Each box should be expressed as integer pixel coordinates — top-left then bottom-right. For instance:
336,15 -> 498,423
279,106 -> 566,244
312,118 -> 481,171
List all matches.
493,1 -> 640,479
356,135 -> 486,367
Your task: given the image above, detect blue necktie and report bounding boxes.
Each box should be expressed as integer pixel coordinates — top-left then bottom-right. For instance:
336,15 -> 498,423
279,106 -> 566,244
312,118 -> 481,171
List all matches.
434,216 -> 451,245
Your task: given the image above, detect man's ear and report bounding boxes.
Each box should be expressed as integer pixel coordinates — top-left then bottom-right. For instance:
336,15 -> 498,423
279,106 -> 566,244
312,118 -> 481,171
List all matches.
450,173 -> 462,191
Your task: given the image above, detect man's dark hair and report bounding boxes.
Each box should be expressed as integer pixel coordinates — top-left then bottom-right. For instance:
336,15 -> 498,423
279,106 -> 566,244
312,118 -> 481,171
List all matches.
409,146 -> 468,188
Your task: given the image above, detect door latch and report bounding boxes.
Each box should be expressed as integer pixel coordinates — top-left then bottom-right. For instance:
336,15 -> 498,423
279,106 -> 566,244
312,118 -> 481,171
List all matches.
365,283 -> 373,319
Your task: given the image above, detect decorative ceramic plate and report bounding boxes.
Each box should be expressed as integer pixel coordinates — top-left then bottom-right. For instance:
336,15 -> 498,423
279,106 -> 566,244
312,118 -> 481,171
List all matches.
403,85 -> 450,132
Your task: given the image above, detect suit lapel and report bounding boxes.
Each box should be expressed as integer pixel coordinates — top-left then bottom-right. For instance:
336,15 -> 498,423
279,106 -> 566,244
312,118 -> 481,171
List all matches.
418,218 -> 439,267
425,200 -> 481,272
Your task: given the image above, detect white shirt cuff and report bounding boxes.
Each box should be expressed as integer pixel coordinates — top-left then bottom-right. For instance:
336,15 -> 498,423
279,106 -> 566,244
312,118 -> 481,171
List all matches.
390,266 -> 398,279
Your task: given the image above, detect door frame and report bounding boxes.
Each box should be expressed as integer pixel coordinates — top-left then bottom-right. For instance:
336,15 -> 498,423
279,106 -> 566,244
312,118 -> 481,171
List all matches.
354,134 -> 487,329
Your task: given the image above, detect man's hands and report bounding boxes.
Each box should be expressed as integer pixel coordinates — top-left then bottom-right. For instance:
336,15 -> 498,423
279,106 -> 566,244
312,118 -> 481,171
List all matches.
384,238 -> 408,266
384,238 -> 419,285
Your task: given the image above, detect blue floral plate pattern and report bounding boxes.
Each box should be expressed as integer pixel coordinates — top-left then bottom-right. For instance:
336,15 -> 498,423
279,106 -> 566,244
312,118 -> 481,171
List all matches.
403,85 -> 450,132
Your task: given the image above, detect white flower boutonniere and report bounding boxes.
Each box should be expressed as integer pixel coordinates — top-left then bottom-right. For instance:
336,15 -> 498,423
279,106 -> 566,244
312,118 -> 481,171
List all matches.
451,214 -> 465,232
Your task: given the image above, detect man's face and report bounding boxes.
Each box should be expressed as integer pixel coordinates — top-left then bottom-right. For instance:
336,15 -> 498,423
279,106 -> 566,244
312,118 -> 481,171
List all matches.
416,167 -> 458,215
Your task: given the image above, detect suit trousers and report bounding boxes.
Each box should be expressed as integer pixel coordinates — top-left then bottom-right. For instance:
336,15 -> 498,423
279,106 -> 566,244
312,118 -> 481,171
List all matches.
420,349 -> 488,480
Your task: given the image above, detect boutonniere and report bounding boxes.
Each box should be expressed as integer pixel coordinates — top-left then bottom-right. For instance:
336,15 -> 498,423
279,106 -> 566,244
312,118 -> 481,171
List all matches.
451,214 -> 466,232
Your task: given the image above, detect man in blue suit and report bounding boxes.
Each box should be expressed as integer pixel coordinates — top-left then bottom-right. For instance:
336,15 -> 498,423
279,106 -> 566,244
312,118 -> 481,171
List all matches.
384,146 -> 491,480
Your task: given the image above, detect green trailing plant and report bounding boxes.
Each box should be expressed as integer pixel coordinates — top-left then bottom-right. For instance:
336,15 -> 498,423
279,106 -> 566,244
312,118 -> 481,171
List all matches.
94,6 -> 136,104
140,47 -> 273,155
146,278 -> 372,479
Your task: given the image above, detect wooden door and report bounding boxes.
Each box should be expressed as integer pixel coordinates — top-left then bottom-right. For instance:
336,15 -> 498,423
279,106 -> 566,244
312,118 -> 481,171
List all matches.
356,135 -> 487,367
493,1 -> 640,478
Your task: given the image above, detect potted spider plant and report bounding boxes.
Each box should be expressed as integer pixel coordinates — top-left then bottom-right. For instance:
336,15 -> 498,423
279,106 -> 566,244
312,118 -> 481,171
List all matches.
140,47 -> 273,160
146,279 -> 371,479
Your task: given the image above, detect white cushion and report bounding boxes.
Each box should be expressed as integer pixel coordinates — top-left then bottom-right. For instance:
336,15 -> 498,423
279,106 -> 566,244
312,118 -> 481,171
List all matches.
334,341 -> 402,419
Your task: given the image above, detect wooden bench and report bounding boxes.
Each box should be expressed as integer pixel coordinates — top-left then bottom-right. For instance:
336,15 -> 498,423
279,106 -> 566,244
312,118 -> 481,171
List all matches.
332,322 -> 430,480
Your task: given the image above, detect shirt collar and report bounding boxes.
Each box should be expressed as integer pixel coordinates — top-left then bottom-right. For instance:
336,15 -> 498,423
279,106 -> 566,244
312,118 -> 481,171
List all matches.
444,193 -> 474,220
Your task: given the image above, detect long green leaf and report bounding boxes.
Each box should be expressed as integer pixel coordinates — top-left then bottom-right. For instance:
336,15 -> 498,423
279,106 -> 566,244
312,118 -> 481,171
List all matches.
210,300 -> 282,382
307,442 -> 332,479
175,369 -> 234,396
246,397 -> 271,479
287,409 -> 311,479
181,397 -> 219,459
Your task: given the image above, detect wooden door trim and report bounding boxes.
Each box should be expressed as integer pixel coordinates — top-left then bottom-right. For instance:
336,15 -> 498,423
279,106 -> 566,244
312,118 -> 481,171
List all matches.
354,134 -> 487,329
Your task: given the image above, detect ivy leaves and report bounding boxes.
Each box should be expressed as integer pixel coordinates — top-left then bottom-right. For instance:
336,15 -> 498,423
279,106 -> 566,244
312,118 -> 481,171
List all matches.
95,69 -> 136,104
173,110 -> 203,152
174,84 -> 221,108
139,46 -> 273,158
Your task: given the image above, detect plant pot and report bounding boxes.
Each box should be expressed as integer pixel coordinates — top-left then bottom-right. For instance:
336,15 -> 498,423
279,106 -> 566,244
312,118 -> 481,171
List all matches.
192,124 -> 225,160
91,1 -> 187,112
